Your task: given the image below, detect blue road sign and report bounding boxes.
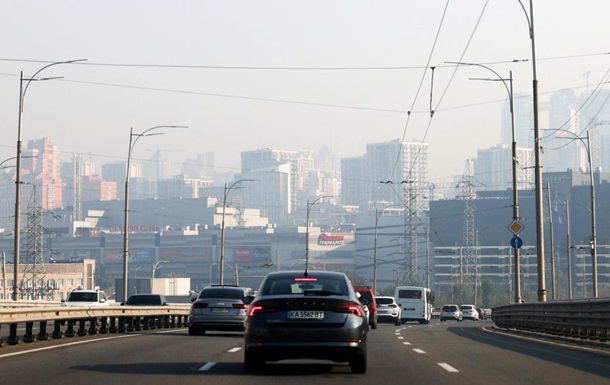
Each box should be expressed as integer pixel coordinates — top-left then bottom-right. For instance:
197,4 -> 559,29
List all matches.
510,236 -> 523,249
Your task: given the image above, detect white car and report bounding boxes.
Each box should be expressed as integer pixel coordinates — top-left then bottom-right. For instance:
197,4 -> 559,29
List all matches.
61,289 -> 110,307
375,296 -> 402,325
459,304 -> 480,321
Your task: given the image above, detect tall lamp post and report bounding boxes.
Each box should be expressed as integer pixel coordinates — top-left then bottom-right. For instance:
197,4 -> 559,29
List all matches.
219,179 -> 255,285
152,260 -> 169,279
305,196 -> 332,276
122,125 -> 186,302
448,61 -> 522,304
373,204 -> 400,295
13,59 -> 86,301
551,128 -> 597,297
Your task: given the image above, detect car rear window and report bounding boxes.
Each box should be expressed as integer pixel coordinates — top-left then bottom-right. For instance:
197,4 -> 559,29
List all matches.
375,298 -> 394,305
126,295 -> 164,305
262,276 -> 348,295
398,289 -> 421,299
442,305 -> 458,312
199,288 -> 245,299
67,292 -> 97,302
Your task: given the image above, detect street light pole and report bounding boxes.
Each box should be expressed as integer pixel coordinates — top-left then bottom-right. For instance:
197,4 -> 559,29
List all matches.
13,59 -> 86,301
219,179 -> 255,285
305,196 -> 331,276
550,128 -> 597,298
122,125 -> 186,302
152,260 -> 169,279
448,61 -> 522,303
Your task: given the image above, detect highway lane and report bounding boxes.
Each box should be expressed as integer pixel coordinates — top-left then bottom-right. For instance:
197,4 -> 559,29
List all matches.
1,320 -> 609,385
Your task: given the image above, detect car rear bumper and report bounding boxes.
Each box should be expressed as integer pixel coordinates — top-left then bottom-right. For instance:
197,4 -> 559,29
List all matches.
245,342 -> 366,363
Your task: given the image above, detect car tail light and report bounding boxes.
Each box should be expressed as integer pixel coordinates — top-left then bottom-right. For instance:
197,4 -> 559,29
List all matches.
389,304 -> 397,308
233,303 -> 248,309
191,302 -> 208,309
248,305 -> 265,317
336,305 -> 364,317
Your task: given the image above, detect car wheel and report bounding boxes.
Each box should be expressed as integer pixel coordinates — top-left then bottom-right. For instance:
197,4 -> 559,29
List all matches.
371,320 -> 378,330
350,352 -> 367,374
394,317 -> 401,326
188,327 -> 206,336
244,350 -> 264,374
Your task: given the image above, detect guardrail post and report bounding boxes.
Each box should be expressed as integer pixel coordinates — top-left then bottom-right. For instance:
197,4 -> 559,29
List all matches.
99,317 -> 109,334
118,317 -> 126,333
23,322 -> 34,343
7,324 -> 18,345
109,317 -> 118,333
52,320 -> 63,339
87,318 -> 98,335
77,319 -> 87,336
37,321 -> 48,341
65,320 -> 75,337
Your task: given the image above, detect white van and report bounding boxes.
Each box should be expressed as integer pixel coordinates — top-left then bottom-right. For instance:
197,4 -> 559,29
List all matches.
393,286 -> 434,324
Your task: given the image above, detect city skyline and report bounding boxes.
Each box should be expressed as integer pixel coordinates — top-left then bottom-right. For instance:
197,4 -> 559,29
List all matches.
2,1 -> 610,187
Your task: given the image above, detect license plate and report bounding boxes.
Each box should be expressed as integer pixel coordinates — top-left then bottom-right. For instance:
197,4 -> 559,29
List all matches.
288,310 -> 324,320
211,308 -> 230,313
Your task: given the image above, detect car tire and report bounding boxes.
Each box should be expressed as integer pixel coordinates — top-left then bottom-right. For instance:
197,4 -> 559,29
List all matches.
188,327 -> 206,336
394,317 -> 401,326
244,350 -> 264,374
350,352 -> 367,374
371,320 -> 378,330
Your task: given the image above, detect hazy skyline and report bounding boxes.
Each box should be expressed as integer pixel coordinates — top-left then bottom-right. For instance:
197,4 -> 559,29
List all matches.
1,0 -> 610,186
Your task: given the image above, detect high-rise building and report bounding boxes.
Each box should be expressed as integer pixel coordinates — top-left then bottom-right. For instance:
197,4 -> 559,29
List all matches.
341,139 -> 428,210
22,138 -> 63,210
501,92 -> 534,149
241,148 -> 314,212
474,144 -> 534,191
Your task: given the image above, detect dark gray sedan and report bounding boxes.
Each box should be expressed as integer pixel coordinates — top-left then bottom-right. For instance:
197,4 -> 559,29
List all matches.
188,285 -> 251,335
243,271 -> 368,373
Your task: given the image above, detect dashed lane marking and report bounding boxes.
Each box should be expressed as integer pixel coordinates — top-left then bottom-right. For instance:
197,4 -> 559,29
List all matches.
402,342 -> 411,345
198,362 -> 217,371
228,347 -> 241,353
413,349 -> 426,354
438,363 -> 459,372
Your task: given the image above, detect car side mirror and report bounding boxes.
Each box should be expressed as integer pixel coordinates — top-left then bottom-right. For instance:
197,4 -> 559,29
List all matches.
191,297 -> 196,303
60,299 -> 65,303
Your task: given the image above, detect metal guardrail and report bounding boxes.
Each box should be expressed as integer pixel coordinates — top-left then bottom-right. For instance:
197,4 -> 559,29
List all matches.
0,305 -> 191,347
492,298 -> 610,342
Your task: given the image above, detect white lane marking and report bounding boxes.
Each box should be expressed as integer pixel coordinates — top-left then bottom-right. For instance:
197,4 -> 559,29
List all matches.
397,336 -> 404,340
395,332 -> 401,335
413,348 -> 426,354
438,363 -> 459,372
0,334 -> 140,359
228,347 -> 241,353
199,362 -> 217,371
402,342 -> 411,345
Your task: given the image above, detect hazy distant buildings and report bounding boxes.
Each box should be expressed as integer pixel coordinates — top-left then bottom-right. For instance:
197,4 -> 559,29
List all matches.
502,92 -> 534,149
341,139 -> 428,210
473,144 -> 534,191
21,138 -> 63,210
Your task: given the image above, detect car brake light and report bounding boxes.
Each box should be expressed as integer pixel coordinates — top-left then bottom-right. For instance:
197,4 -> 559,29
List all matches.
294,277 -> 318,282
233,303 -> 248,309
192,302 -> 208,309
336,305 -> 363,317
248,305 -> 264,317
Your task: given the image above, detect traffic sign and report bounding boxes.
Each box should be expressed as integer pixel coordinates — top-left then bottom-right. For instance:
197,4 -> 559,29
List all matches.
508,220 -> 524,235
510,236 -> 523,249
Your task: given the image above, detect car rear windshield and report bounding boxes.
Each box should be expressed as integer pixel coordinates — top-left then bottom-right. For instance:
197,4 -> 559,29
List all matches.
442,305 -> 458,312
375,297 -> 394,305
198,288 -> 245,299
66,292 -> 97,302
126,295 -> 164,305
398,289 -> 422,299
261,276 -> 348,296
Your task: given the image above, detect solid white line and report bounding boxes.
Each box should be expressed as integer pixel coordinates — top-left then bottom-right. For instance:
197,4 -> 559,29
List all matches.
0,334 -> 140,359
402,341 -> 411,345
413,348 -> 426,354
228,347 -> 241,353
199,362 -> 217,371
438,363 -> 459,372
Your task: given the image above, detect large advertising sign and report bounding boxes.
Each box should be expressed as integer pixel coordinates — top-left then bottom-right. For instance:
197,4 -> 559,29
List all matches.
159,247 -> 211,263
318,233 -> 345,246
103,248 -> 154,264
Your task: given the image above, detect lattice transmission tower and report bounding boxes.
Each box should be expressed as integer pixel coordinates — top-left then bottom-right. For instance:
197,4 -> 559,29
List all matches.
457,160 -> 477,286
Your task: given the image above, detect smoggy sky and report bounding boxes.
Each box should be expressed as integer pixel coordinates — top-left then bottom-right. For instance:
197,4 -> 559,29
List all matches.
1,0 -> 609,185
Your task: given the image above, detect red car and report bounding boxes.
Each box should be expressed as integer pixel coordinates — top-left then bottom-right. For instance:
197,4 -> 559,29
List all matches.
355,286 -> 378,329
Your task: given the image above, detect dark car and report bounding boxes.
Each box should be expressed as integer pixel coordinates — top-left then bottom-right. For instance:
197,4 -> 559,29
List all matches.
188,285 -> 252,335
355,286 -> 378,329
243,271 -> 368,374
123,294 -> 168,306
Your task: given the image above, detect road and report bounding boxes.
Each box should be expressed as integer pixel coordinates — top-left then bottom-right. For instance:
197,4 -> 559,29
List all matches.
1,319 -> 609,385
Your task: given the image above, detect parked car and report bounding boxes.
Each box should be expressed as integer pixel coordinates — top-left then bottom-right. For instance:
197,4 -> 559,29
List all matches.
440,304 -> 463,322
355,286 -> 378,329
477,307 -> 488,320
375,296 -> 402,325
122,294 -> 168,306
61,288 -> 109,307
188,285 -> 252,336
460,304 -> 480,321
243,271 -> 368,374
